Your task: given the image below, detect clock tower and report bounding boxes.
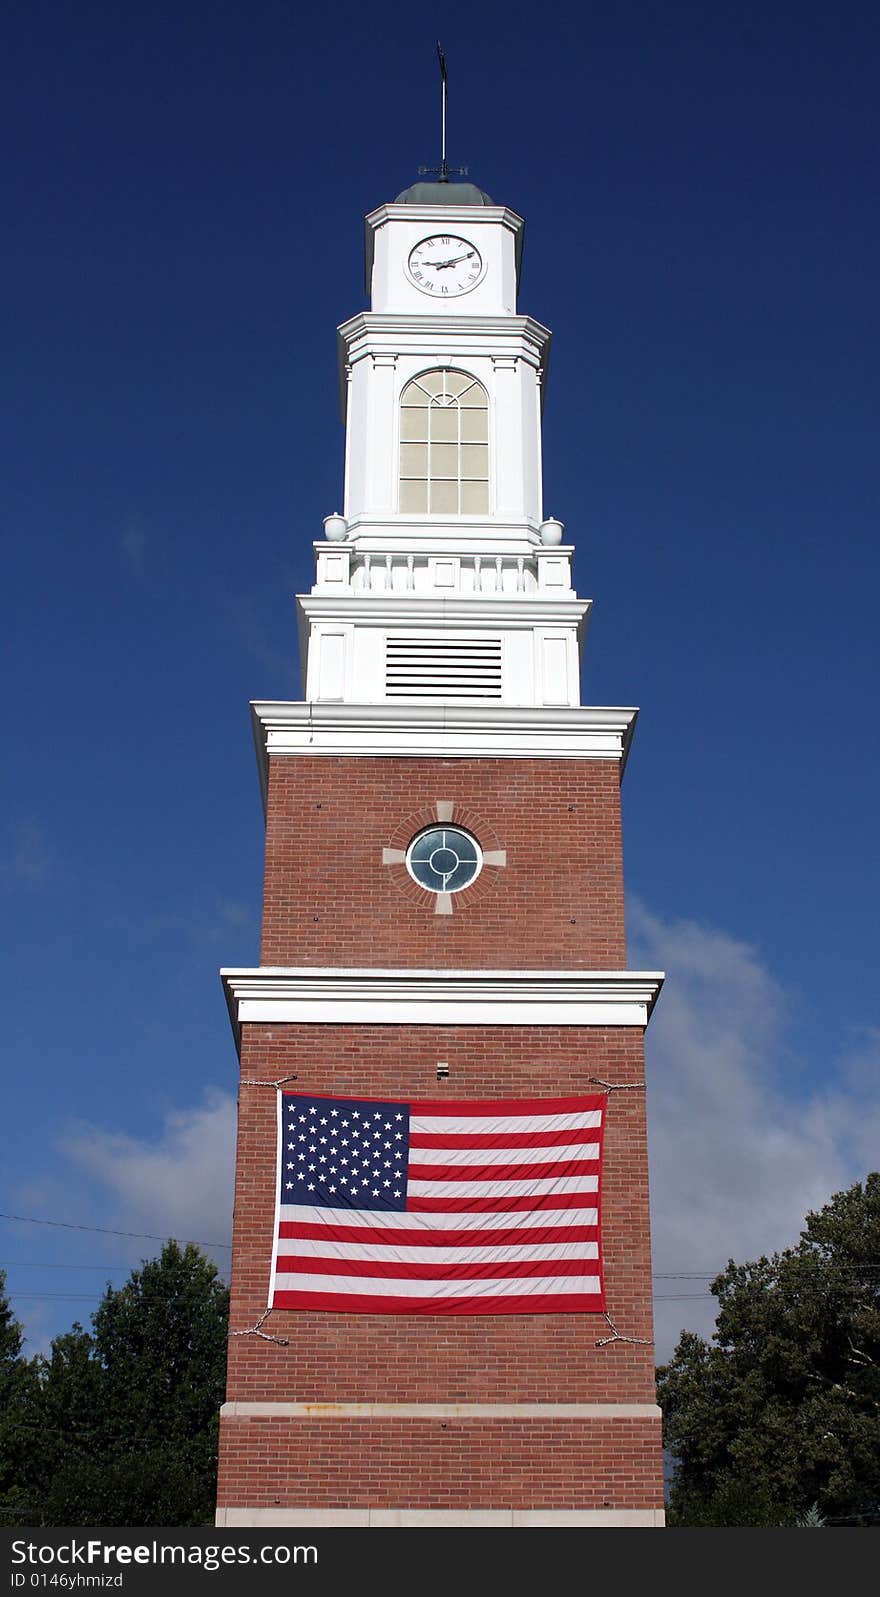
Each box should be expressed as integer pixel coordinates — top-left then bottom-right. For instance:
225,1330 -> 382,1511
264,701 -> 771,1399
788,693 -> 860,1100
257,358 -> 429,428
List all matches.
216,177 -> 666,1528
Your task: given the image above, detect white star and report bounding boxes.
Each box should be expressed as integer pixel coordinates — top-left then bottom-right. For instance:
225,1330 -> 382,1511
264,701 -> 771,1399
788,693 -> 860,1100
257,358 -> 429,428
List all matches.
395,1132 -> 403,1140
374,1111 -> 381,1120
287,1143 -> 295,1151
298,1153 -> 306,1162
286,1162 -> 294,1170
319,1154 -> 327,1163
384,1122 -> 391,1130
394,1190 -> 401,1198
329,1185 -> 336,1193
309,1144 -> 316,1153
307,1182 -> 315,1191
319,1136 -> 327,1144
395,1114 -> 403,1121
298,1114 -> 306,1123
353,1111 -> 360,1119
309,1107 -> 317,1116
320,1116 -> 328,1125
342,1119 -> 349,1128
330,1109 -> 339,1117
308,1163 -> 316,1172
372,1188 -> 380,1197
286,1181 -> 293,1190
383,1141 -> 391,1149
341,1138 -> 349,1147
383,1179 -> 390,1187
340,1176 -> 348,1185
329,1165 -> 337,1175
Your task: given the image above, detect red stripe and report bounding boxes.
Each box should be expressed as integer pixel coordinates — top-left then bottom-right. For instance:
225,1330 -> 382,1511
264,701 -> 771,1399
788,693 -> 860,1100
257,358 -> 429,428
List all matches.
271,1289 -> 606,1315
274,1255 -> 593,1281
278,1222 -> 599,1247
407,1190 -> 595,1213
409,1127 -> 600,1150
408,1158 -> 599,1182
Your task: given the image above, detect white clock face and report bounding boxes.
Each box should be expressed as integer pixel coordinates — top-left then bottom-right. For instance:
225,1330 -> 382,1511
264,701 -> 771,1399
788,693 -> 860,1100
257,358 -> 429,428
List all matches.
407,235 -> 485,297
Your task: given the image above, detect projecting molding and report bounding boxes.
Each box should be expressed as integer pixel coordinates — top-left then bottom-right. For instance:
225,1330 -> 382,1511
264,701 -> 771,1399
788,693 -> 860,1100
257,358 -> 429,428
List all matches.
250,701 -> 639,812
220,967 -> 665,1050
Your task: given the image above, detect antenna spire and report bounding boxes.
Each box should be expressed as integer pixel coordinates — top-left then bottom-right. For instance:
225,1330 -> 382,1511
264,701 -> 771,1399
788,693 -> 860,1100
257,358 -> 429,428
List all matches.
417,42 -> 468,185
437,42 -> 448,178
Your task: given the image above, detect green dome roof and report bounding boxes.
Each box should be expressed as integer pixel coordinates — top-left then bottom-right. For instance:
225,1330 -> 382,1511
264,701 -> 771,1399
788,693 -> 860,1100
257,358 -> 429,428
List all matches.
394,180 -> 495,206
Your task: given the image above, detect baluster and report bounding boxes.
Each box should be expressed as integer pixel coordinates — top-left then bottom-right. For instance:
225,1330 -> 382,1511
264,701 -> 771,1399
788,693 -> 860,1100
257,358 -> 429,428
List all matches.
516,557 -> 525,592
495,556 -> 503,592
364,553 -> 372,590
407,553 -> 415,591
385,553 -> 393,590
474,555 -> 482,594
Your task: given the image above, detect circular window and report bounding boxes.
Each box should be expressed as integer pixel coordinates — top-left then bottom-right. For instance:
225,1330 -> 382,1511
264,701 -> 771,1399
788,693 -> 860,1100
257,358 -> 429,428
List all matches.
406,826 -> 482,895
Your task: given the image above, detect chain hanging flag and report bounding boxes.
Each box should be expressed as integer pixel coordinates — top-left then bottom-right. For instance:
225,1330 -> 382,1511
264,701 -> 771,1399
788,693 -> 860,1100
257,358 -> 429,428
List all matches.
270,1092 -> 606,1315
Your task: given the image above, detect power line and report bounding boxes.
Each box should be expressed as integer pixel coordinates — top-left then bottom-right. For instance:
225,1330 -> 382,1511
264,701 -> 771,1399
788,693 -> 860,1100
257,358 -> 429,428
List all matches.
0,1211 -> 231,1249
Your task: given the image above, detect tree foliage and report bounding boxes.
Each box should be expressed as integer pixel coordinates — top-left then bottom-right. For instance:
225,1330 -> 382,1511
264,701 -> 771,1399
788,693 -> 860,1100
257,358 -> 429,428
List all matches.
0,1243 -> 229,1527
658,1175 -> 880,1527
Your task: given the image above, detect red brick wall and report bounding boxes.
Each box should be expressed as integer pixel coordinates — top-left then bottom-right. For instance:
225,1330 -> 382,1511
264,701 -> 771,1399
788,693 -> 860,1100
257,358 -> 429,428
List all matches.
217,1418 -> 664,1512
219,751 -> 663,1513
259,757 -> 626,969
217,1022 -> 662,1511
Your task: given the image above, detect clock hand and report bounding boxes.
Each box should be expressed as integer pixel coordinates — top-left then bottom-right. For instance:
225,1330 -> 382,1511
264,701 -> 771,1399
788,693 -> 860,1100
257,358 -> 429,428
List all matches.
421,251 -> 476,269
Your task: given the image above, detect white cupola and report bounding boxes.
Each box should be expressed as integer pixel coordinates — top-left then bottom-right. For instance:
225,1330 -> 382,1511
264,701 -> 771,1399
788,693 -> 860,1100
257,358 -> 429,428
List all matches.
298,179 -> 590,714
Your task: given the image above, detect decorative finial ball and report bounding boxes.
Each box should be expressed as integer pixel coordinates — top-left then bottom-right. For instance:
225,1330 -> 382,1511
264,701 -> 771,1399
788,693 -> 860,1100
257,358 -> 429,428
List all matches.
323,513 -> 348,542
539,517 -> 564,546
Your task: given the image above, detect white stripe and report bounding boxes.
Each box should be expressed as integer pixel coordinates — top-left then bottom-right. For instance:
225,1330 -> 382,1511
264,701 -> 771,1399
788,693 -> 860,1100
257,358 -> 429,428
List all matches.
276,1239 -> 599,1265
410,1142 -> 599,1167
411,1110 -> 602,1135
275,1273 -> 602,1299
407,1175 -> 598,1199
279,1205 -> 598,1231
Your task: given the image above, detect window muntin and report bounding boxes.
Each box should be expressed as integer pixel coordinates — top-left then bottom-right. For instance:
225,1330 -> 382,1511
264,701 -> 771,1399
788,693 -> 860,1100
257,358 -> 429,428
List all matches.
405,826 -> 482,894
399,371 -> 489,515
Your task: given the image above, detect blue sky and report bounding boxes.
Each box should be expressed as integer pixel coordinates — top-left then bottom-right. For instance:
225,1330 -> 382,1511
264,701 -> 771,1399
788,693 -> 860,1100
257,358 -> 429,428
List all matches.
3,0 -> 879,1358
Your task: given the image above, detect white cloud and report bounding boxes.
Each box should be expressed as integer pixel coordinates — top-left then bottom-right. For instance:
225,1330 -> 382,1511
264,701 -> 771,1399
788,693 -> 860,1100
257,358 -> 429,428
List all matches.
632,899 -> 880,1359
62,1090 -> 237,1270
1,819 -> 54,887
119,522 -> 147,579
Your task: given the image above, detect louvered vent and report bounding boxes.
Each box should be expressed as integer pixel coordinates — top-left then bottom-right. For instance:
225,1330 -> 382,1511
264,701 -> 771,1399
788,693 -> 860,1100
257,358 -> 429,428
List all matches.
385,636 -> 503,699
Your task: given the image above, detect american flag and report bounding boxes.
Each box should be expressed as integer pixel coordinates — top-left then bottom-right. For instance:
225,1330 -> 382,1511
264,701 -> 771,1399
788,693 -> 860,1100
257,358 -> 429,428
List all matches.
269,1091 -> 606,1315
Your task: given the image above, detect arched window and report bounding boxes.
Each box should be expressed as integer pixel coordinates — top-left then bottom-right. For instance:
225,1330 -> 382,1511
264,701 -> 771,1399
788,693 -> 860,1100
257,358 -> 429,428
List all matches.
399,370 -> 489,514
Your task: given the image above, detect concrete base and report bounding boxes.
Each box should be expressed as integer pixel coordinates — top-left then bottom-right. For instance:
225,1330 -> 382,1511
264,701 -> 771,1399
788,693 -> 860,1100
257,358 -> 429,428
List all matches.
216,1507 -> 665,1528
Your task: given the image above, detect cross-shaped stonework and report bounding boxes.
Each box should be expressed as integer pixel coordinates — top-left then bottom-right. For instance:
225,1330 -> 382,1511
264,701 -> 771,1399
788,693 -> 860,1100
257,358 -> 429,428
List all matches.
381,800 -> 507,915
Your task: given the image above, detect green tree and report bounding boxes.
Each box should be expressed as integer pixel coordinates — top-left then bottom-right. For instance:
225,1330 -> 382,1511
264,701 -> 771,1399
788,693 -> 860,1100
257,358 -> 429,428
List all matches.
26,1242 -> 229,1526
658,1175 -> 880,1527
0,1270 -> 39,1525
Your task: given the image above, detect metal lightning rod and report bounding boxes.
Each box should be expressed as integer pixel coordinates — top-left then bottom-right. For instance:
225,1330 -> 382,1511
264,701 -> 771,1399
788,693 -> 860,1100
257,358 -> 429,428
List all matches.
417,42 -> 468,184
438,41 -> 447,176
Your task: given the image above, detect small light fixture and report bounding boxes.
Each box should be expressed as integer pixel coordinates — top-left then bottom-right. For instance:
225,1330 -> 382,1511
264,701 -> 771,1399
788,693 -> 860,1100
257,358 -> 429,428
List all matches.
436,1061 -> 449,1081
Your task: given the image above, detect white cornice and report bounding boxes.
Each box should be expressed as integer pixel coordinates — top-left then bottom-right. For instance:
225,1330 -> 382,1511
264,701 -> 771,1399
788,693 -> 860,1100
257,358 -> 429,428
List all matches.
297,594 -> 590,628
221,967 -> 665,1049
249,701 -> 639,811
337,313 -> 551,365
335,515 -> 549,551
